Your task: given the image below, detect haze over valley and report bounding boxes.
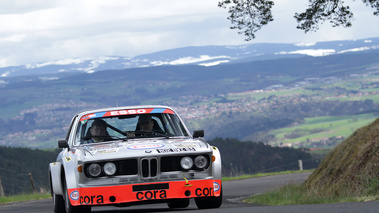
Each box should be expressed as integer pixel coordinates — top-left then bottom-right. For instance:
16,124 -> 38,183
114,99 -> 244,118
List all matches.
1,37 -> 379,149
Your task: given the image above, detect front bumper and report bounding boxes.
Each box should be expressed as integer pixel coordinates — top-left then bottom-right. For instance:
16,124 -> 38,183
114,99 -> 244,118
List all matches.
68,179 -> 222,206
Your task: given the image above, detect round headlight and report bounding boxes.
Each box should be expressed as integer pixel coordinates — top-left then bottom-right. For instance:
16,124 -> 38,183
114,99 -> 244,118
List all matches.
180,157 -> 193,170
194,155 -> 208,169
104,162 -> 117,176
87,163 -> 101,177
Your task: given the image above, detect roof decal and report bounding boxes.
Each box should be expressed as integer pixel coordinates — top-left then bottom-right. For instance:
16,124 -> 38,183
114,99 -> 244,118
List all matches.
80,108 -> 174,121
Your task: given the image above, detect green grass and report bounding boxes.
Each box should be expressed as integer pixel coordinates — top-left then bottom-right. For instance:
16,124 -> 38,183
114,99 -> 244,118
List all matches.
244,183 -> 376,205
0,193 -> 51,204
270,113 -> 378,147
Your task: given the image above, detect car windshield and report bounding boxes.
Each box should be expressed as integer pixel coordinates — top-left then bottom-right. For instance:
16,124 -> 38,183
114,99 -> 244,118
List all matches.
74,109 -> 189,146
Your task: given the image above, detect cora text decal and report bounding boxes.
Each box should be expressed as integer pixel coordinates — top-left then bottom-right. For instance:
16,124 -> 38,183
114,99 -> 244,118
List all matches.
136,190 -> 167,201
80,195 -> 104,205
195,187 -> 214,197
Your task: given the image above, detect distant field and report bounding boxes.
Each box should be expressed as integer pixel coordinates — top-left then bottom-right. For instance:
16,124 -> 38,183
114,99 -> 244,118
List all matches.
269,113 -> 378,147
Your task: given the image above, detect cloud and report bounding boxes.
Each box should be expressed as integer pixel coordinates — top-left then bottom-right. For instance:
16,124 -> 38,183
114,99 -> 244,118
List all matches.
0,0 -> 378,67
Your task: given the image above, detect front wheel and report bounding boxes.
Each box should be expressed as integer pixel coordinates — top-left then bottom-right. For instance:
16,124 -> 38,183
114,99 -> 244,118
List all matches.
53,193 -> 65,213
194,188 -> 223,209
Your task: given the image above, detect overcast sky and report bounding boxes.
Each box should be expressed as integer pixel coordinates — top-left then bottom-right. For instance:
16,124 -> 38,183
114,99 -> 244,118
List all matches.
0,0 -> 378,67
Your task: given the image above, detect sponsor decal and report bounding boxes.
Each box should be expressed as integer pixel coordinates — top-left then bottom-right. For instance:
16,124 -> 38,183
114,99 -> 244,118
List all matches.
128,144 -> 164,150
109,109 -> 148,116
92,144 -> 114,148
80,195 -> 104,204
156,147 -> 196,153
70,191 -> 79,201
79,108 -> 175,121
150,108 -> 175,114
87,144 -> 120,154
195,187 -> 214,197
80,112 -> 107,121
213,182 -> 220,192
65,157 -> 72,162
97,148 -> 119,154
175,144 -> 197,148
136,190 -> 167,201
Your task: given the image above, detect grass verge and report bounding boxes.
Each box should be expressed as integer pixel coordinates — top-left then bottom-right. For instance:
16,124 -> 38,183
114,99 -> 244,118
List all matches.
245,183 -> 379,205
0,193 -> 51,204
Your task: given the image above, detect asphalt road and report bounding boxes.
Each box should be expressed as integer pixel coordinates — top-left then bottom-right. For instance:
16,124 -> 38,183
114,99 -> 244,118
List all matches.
1,172 -> 379,213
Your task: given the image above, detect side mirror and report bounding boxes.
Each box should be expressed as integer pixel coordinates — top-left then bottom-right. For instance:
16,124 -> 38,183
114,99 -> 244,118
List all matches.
193,130 -> 204,138
58,140 -> 69,148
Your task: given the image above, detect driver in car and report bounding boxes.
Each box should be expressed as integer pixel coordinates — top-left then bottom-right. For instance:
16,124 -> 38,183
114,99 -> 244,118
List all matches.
138,115 -> 154,132
88,119 -> 109,143
126,115 -> 162,137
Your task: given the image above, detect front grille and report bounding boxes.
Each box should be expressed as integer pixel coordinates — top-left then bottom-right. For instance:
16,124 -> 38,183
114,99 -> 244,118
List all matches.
118,159 -> 138,175
141,158 -> 158,178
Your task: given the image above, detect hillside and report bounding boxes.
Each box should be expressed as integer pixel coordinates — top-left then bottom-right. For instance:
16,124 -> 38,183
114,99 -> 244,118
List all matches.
209,138 -> 319,176
305,118 -> 379,196
0,147 -> 60,196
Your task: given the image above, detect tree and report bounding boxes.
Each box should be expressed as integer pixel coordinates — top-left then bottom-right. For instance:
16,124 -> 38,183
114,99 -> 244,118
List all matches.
219,0 -> 379,41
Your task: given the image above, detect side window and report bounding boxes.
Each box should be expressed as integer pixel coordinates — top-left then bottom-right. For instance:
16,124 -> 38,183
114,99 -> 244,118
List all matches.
161,114 -> 188,136
67,116 -> 79,146
162,115 -> 175,135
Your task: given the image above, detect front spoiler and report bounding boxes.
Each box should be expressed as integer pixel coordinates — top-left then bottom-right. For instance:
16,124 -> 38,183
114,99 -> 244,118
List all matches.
68,179 -> 221,206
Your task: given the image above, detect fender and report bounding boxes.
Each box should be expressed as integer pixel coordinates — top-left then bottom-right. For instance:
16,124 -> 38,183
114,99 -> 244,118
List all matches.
211,146 -> 222,180
49,162 -> 63,195
60,154 -> 80,191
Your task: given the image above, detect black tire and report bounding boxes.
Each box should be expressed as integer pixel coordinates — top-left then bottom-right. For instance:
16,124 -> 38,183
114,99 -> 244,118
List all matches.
63,180 -> 91,213
167,198 -> 190,209
194,188 -> 223,209
53,193 -> 65,213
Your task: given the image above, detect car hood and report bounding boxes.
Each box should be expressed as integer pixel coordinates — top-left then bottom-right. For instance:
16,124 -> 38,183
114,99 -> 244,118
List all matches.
75,138 -> 211,161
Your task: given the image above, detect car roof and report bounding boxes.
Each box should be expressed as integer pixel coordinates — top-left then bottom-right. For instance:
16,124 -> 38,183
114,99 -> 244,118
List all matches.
75,105 -> 176,118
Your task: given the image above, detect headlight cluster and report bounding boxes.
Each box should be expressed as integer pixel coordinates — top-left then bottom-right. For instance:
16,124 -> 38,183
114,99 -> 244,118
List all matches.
180,155 -> 209,170
86,162 -> 117,178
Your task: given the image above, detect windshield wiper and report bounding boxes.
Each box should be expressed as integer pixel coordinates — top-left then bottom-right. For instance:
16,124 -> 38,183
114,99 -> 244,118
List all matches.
81,135 -> 128,142
152,131 -> 170,138
81,136 -> 109,140
134,130 -> 170,139
110,136 -> 128,141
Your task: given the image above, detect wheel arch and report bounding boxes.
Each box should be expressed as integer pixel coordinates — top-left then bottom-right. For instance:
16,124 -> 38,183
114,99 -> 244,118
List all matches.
49,162 -> 64,196
211,146 -> 222,180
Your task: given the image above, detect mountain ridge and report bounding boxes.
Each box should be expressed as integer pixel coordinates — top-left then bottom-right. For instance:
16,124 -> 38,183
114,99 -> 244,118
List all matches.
1,37 -> 379,78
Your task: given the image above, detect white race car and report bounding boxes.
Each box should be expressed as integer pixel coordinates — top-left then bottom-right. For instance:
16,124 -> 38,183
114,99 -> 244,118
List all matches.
49,105 -> 222,213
